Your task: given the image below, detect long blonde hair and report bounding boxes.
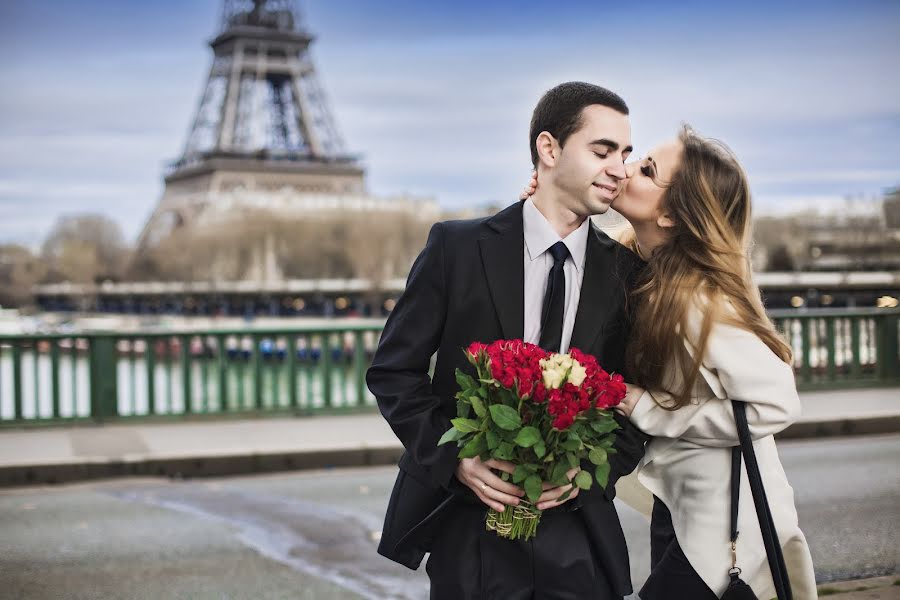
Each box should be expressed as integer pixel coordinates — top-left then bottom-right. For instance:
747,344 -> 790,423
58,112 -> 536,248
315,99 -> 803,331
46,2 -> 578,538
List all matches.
625,126 -> 792,409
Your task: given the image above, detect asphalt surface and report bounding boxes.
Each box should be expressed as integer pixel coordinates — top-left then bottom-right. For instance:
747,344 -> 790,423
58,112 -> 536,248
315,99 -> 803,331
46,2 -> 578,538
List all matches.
1,434 -> 898,599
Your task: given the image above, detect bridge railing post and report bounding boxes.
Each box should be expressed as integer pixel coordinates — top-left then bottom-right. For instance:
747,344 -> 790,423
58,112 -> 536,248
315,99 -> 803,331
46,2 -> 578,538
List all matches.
877,313 -> 900,383
89,335 -> 119,421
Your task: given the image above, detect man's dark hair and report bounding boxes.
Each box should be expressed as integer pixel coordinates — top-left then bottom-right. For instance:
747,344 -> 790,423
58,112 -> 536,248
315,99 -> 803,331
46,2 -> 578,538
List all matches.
529,82 -> 629,166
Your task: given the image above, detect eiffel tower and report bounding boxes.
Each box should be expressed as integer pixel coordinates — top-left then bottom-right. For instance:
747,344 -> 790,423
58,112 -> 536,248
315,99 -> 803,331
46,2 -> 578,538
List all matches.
138,0 -> 371,254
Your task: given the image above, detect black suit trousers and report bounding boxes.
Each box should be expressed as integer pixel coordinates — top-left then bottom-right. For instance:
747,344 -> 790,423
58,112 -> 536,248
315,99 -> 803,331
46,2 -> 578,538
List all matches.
426,501 -> 618,600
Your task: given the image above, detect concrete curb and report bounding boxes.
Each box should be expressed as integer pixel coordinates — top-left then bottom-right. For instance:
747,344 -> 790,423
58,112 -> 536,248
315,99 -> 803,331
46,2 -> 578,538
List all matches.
817,575 -> 898,598
0,446 -> 404,487
779,416 -> 900,440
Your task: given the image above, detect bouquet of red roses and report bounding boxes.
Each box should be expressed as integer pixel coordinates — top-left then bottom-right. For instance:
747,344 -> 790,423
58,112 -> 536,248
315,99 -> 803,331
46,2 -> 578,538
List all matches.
438,339 -> 626,541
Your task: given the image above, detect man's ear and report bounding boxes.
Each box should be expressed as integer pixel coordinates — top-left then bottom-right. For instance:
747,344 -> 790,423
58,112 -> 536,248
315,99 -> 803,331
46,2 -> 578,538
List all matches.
535,131 -> 559,168
656,212 -> 676,229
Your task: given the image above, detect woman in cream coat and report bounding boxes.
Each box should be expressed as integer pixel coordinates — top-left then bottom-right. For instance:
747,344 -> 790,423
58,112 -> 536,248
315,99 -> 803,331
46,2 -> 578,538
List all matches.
523,125 -> 817,598
612,128 -> 817,599
623,303 -> 817,598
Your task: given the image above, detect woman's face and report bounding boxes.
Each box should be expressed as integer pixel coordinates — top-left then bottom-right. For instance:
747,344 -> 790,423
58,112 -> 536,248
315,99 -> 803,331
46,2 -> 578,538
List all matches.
613,139 -> 683,226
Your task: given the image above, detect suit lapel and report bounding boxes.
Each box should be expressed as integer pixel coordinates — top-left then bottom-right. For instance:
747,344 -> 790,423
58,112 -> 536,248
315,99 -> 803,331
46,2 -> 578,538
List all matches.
569,225 -> 620,353
478,202 -> 525,341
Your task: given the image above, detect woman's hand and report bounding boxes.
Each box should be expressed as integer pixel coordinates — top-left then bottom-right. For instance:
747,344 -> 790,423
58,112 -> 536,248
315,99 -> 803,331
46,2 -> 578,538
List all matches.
616,383 -> 645,418
519,170 -> 538,200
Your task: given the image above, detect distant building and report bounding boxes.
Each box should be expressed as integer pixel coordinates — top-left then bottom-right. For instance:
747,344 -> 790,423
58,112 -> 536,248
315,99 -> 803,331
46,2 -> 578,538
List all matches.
754,194 -> 900,272
884,187 -> 900,230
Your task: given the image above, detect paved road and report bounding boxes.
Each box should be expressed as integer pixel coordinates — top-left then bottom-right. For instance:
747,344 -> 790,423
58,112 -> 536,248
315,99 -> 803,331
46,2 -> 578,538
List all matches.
1,434 -> 897,599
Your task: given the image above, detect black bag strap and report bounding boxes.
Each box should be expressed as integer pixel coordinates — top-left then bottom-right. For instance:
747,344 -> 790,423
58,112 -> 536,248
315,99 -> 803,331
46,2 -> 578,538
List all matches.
730,445 -> 741,544
730,400 -> 793,600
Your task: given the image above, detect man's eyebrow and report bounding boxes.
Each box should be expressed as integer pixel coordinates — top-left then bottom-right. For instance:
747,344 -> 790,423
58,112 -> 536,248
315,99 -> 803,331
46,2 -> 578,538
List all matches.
589,139 -> 633,154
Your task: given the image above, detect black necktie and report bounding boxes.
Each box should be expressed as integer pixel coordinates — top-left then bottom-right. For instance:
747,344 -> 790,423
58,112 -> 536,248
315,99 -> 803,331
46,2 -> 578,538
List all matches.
539,241 -> 569,353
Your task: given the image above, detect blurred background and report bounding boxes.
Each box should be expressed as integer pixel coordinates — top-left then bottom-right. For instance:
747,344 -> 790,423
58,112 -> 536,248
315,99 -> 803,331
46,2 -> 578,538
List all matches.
0,1 -> 898,599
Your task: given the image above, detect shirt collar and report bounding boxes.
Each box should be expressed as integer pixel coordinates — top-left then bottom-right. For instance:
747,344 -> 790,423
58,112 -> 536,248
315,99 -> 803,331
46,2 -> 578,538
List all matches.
522,198 -> 590,272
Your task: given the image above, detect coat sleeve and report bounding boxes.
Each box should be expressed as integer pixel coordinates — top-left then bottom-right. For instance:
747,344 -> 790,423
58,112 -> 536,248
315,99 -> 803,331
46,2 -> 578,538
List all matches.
629,313 -> 801,447
365,222 -> 460,489
603,413 -> 651,499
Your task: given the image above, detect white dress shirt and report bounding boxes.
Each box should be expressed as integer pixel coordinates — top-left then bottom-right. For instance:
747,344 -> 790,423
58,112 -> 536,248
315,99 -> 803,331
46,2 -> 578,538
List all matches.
522,199 -> 589,353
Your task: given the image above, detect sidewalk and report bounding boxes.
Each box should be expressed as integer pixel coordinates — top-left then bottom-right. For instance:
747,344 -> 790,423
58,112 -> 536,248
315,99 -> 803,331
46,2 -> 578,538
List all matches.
0,388 -> 897,487
816,575 -> 899,599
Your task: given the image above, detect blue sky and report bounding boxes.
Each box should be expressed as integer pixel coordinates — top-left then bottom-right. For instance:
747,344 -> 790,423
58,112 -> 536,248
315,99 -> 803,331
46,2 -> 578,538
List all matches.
1,0 -> 898,246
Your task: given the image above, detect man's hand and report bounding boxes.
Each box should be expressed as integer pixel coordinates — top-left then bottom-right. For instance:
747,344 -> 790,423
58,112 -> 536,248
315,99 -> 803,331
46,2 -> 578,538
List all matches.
455,457 -> 524,512
536,467 -> 581,511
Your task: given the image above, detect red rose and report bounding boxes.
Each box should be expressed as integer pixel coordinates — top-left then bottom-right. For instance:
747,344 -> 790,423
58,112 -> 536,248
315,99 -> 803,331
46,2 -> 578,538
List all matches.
553,412 -> 575,430
467,341 -> 487,357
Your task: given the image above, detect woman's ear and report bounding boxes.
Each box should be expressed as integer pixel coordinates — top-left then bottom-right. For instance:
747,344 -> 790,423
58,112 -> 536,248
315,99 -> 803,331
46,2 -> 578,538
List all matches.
656,212 -> 676,229
535,131 -> 559,167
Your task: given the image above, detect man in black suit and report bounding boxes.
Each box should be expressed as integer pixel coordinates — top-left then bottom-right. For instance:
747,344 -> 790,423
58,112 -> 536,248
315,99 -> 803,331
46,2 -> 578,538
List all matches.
367,82 -> 649,599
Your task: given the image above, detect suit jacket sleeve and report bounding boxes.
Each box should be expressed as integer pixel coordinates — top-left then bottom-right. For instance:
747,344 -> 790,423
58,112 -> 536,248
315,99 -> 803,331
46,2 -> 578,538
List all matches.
598,410 -> 650,501
629,313 -> 801,447
366,222 -> 460,489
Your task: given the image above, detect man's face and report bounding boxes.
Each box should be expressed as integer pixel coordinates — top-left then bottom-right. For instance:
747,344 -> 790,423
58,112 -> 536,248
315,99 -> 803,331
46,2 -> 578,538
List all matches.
550,105 -> 632,218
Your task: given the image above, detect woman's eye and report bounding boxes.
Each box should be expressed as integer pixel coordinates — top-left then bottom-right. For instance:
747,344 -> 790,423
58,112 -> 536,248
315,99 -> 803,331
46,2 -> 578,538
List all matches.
640,165 -> 652,177
594,152 -> 609,159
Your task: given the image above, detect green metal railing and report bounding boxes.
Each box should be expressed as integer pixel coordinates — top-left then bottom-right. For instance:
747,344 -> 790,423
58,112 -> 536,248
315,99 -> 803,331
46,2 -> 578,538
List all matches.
0,309 -> 898,425
769,308 -> 900,390
0,323 -> 383,426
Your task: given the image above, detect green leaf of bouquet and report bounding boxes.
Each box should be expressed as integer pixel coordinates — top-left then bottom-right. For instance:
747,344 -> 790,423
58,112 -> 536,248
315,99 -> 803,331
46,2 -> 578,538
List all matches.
470,395 -> 488,418
513,426 -> 542,448
594,462 -> 611,488
589,448 -> 608,466
565,451 -> 579,469
489,404 -> 522,431
590,417 -> 620,435
550,461 -> 570,487
451,418 -> 481,433
455,369 -> 476,391
533,441 -> 546,459
438,426 -> 465,446
486,430 -> 499,450
575,470 -> 593,490
561,438 -> 581,452
456,399 -> 471,419
524,475 -> 543,503
458,433 -> 487,459
493,441 -> 515,461
512,464 -> 530,484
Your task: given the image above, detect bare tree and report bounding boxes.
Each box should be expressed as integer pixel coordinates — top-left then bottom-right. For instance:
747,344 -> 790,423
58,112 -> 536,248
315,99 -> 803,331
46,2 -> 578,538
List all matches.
128,208 -> 433,283
40,214 -> 128,283
0,244 -> 47,308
